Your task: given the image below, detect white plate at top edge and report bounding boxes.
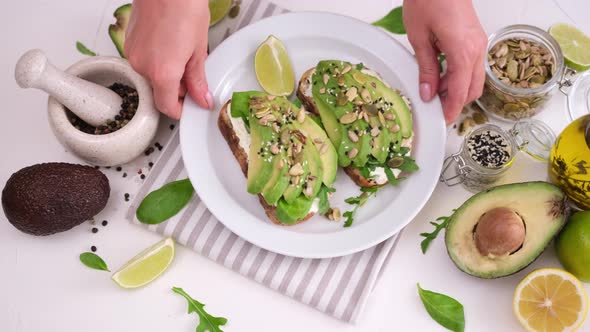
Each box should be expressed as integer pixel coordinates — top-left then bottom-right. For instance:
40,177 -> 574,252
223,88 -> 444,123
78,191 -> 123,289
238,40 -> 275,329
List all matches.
180,12 -> 446,258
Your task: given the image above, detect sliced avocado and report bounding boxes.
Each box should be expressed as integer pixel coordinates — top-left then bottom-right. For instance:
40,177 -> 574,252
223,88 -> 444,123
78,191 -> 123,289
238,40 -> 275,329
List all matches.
108,4 -> 132,58
369,116 -> 390,163
303,139 -> 324,198
364,75 -> 413,138
261,152 -> 289,206
445,182 -> 569,279
246,102 -> 277,194
282,136 -> 310,204
230,91 -> 263,127
300,116 -> 337,187
276,195 -> 314,225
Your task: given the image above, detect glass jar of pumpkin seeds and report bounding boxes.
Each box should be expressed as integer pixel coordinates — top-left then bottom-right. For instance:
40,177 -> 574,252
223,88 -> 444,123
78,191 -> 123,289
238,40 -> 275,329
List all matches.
477,25 -> 565,121
440,120 -> 556,193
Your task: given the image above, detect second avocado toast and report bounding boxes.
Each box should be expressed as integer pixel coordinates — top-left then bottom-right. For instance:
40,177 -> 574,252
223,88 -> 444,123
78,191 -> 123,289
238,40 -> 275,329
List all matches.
298,60 -> 418,187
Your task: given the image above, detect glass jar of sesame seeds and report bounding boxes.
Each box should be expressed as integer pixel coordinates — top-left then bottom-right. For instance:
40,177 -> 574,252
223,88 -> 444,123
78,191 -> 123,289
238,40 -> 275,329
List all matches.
440,120 -> 555,193
476,25 -> 565,121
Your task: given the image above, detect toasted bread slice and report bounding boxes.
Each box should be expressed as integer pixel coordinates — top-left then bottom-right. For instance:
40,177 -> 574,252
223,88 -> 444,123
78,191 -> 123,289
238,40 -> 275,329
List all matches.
218,100 -> 314,225
297,66 -> 414,188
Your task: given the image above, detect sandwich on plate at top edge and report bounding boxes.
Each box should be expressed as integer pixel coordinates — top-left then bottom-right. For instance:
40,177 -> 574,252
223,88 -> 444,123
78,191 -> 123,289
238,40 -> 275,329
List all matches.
297,60 -> 418,188
218,91 -> 338,225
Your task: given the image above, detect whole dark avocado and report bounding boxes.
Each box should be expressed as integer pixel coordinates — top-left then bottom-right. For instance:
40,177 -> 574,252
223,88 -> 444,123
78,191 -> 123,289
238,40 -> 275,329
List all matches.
2,163 -> 110,236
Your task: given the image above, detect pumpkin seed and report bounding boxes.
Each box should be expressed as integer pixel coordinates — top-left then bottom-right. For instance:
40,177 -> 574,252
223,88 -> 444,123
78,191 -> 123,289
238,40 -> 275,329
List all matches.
387,156 -> 404,168
339,112 -> 357,124
361,89 -> 372,103
337,75 -> 346,86
346,87 -> 358,101
336,92 -> 348,106
342,65 -> 352,74
352,72 -> 366,84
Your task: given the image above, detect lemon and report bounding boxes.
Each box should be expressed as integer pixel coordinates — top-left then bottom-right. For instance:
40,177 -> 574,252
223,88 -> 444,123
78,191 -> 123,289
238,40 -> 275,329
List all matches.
254,35 -> 295,96
549,23 -> 590,72
556,211 -> 590,282
209,0 -> 232,27
112,237 -> 175,289
513,268 -> 588,332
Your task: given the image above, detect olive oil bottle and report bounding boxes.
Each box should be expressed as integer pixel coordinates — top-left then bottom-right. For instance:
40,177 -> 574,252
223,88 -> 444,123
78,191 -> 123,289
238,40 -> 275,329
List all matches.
549,115 -> 590,209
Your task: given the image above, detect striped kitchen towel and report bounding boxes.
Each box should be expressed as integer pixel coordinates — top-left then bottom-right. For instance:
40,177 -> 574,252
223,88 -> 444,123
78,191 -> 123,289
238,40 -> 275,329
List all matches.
126,0 -> 401,323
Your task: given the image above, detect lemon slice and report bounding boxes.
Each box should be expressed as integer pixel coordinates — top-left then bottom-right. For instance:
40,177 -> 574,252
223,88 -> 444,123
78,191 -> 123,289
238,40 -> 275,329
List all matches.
254,35 -> 295,96
550,23 -> 590,72
513,268 -> 588,332
112,237 -> 175,289
209,0 -> 232,27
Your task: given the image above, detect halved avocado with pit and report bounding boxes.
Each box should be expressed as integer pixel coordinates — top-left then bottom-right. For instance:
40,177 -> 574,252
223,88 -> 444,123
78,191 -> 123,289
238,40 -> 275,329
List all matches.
445,182 -> 569,279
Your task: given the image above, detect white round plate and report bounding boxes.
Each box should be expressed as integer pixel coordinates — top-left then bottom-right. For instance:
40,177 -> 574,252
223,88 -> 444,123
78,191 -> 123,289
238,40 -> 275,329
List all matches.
180,12 -> 446,258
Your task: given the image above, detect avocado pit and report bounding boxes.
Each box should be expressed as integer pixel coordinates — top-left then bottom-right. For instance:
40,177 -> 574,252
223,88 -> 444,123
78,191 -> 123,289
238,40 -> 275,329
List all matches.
474,207 -> 525,257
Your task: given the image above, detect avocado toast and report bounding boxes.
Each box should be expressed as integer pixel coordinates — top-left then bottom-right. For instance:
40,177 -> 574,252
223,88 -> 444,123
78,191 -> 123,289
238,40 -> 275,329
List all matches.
218,91 -> 338,225
297,60 -> 417,187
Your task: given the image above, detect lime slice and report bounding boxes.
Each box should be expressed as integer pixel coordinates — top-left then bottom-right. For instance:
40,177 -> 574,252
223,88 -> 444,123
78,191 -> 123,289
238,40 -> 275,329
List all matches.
550,23 -> 590,72
255,35 -> 295,96
209,0 -> 232,27
112,237 -> 175,289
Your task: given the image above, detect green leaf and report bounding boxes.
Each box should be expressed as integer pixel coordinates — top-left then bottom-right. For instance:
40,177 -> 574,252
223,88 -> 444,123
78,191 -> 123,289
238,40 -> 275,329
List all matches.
359,166 -> 371,178
76,41 -> 97,56
373,6 -> 406,35
399,146 -> 411,156
293,98 -> 303,108
172,287 -> 228,332
318,186 -> 336,215
383,167 -> 399,186
343,186 -> 382,227
417,284 -> 465,332
356,63 -> 365,70
79,252 -> 109,272
420,211 -> 455,254
136,179 -> 194,224
398,157 -> 420,172
343,211 -> 354,228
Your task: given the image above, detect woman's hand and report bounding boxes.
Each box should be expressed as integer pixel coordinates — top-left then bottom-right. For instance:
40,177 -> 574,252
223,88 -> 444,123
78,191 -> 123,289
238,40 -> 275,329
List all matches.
403,0 -> 487,124
125,0 -> 213,119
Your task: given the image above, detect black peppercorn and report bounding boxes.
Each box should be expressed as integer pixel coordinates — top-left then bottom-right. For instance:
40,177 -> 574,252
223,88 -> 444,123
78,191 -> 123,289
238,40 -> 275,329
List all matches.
92,227 -> 98,233
91,246 -> 97,252
102,220 -> 108,227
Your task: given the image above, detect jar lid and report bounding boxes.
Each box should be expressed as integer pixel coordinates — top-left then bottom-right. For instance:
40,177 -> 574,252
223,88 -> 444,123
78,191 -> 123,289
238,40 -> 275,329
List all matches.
566,69 -> 590,121
508,119 -> 556,161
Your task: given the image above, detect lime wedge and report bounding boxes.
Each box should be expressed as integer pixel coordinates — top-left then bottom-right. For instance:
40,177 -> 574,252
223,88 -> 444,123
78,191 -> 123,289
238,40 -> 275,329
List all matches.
550,23 -> 590,72
112,237 -> 175,289
255,35 -> 295,96
209,0 -> 232,27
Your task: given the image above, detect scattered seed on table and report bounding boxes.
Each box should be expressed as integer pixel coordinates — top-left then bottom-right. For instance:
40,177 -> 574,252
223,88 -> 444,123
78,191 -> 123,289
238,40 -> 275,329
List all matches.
116,166 -> 122,172
169,124 -> 175,130
91,246 -> 97,252
144,147 -> 155,156
105,166 -> 111,169
148,162 -> 154,168
122,172 -> 127,178
94,166 -> 100,169
92,227 -> 98,234
102,220 -> 108,227
140,174 -> 146,180
124,193 -> 130,202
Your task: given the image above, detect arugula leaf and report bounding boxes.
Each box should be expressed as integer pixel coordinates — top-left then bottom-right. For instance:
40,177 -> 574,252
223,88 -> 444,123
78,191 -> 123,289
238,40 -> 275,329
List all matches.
343,186 -> 382,227
420,212 -> 455,254
383,167 -> 399,186
356,63 -> 365,70
76,41 -> 97,56
79,252 -> 109,272
373,6 -> 406,35
399,146 -> 411,156
136,179 -> 194,224
172,287 -> 228,332
293,98 -> 303,108
359,166 -> 371,179
398,156 -> 419,172
318,186 -> 336,215
417,284 -> 465,332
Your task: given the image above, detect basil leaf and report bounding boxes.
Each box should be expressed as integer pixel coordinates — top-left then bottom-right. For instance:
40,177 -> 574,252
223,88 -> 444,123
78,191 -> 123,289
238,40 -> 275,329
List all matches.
373,6 -> 406,35
79,252 -> 109,272
418,284 -> 465,332
172,287 -> 228,332
318,186 -> 335,215
76,41 -> 97,56
136,179 -> 194,224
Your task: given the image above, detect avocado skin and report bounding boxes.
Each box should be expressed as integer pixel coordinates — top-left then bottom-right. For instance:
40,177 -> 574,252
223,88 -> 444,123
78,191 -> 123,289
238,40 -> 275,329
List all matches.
2,163 -> 110,236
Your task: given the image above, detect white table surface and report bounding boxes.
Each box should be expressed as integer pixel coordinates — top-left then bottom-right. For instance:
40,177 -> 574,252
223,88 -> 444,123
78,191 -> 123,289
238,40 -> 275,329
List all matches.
1,0 -> 589,331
